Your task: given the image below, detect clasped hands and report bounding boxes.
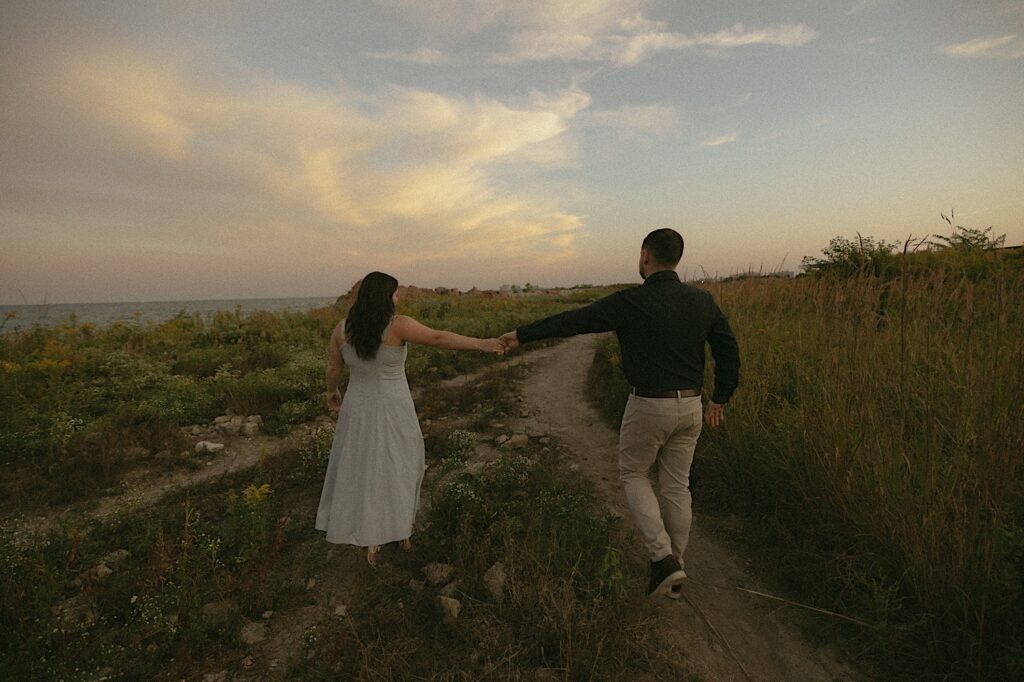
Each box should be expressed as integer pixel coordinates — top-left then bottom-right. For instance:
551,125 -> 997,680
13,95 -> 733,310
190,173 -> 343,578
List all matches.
479,331 -> 520,356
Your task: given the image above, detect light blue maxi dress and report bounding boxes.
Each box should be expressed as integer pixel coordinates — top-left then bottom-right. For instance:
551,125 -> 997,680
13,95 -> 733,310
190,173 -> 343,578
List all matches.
315,321 -> 425,546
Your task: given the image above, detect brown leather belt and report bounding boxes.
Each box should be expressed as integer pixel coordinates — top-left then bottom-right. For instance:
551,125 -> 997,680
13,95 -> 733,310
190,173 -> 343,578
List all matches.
631,388 -> 701,399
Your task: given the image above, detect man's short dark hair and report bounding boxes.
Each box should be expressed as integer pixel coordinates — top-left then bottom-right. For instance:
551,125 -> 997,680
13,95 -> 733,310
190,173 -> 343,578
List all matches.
642,228 -> 684,266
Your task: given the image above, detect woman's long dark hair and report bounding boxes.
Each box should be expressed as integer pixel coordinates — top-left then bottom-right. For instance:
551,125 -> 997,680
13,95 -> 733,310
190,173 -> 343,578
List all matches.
345,272 -> 399,360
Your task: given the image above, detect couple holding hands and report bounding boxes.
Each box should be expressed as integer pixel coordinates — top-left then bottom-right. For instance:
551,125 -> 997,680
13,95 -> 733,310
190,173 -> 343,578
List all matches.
315,228 -> 740,597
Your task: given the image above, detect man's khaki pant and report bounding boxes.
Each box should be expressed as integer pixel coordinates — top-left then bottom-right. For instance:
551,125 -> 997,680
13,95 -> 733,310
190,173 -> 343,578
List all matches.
618,394 -> 703,565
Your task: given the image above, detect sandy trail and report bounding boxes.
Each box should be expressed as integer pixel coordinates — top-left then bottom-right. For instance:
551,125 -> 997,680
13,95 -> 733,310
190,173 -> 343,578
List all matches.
517,335 -> 862,682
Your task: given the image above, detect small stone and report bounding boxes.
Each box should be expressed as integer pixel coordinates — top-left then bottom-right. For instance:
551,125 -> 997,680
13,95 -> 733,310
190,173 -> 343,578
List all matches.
191,426 -> 204,436
246,415 -> 263,424
239,620 -> 266,645
195,441 -> 225,454
492,423 -> 506,429
569,463 -> 580,471
200,600 -> 240,630
408,579 -> 425,592
100,548 -> 130,561
333,604 -> 348,617
241,655 -> 256,669
423,562 -> 455,585
93,563 -> 112,579
52,594 -> 97,630
242,422 -> 259,437
230,415 -> 245,426
495,434 -> 510,445
483,562 -> 507,602
520,409 -> 530,418
261,610 -> 273,620
213,415 -> 231,424
438,596 -> 462,624
504,433 -> 529,449
215,422 -> 241,436
439,580 -> 461,597
306,578 -> 316,590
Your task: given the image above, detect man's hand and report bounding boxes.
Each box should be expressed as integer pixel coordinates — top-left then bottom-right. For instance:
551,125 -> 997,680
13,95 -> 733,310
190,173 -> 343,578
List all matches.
499,330 -> 520,352
327,389 -> 342,414
705,402 -> 725,428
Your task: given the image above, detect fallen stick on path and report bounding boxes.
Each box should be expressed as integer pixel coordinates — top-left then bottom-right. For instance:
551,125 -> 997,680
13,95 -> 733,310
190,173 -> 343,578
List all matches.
692,579 -> 869,627
679,591 -> 754,682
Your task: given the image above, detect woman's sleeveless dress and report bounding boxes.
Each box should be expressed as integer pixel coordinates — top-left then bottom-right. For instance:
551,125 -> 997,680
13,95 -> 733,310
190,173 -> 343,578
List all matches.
315,322 -> 425,546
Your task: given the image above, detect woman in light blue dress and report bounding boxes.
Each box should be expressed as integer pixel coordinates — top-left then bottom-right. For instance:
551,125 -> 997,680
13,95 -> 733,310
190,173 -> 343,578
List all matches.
315,272 -> 505,564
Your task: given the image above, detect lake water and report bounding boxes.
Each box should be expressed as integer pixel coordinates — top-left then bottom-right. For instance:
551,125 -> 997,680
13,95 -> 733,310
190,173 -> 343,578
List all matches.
1,296 -> 337,332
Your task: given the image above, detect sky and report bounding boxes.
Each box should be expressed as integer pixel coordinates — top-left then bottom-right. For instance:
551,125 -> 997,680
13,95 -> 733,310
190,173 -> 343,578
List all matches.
1,0 -> 1022,304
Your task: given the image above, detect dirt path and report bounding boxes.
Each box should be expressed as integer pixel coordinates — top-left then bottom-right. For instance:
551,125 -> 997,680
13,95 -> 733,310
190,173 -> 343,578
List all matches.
517,335 -> 862,682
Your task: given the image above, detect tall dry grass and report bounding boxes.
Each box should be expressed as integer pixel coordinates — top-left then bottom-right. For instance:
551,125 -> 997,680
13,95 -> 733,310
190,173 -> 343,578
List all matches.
592,266 -> 1023,678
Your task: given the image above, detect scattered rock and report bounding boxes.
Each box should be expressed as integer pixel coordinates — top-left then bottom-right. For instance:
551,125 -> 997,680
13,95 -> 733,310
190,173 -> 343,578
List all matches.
483,562 -> 507,602
246,415 -> 263,424
423,562 -> 455,585
439,580 -> 461,598
93,563 -> 112,579
333,604 -> 348,617
215,422 -> 241,436
520,409 -> 530,418
409,579 -> 425,592
438,596 -> 462,624
200,600 -> 240,630
230,415 -> 245,427
242,422 -> 260,437
261,610 -> 274,620
239,620 -> 266,645
213,415 -> 231,424
495,434 -> 510,445
504,433 -> 529,449
52,594 -> 97,630
492,423 -> 506,429
195,441 -> 225,455
190,425 -> 204,436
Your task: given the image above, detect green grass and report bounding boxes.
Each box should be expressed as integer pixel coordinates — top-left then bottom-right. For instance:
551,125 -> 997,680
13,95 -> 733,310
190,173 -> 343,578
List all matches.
1,358 -> 692,680
0,289 -> 611,513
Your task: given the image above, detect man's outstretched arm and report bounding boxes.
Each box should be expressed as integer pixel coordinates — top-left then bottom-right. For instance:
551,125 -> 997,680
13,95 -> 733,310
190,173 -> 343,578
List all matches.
501,292 -> 625,351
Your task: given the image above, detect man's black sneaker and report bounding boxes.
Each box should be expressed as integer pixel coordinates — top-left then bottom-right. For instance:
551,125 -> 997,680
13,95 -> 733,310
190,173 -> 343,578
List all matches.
667,583 -> 683,600
648,555 -> 687,596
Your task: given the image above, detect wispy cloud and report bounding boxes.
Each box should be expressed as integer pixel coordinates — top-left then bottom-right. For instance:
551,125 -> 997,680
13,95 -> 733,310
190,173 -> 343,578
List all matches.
699,133 -> 738,147
498,21 -> 818,65
940,33 -> 1023,59
2,44 -> 593,281
366,47 -> 454,64
582,104 -> 682,136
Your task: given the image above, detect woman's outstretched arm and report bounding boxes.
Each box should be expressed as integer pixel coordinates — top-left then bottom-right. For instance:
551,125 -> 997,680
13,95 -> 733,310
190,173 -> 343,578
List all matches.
392,315 -> 504,354
325,324 -> 345,412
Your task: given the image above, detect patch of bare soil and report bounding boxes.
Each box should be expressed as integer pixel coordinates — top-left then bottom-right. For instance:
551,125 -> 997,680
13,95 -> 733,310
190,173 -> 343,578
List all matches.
516,335 -> 864,682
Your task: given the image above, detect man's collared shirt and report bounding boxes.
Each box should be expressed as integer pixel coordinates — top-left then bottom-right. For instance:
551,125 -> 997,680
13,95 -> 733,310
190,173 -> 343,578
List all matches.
516,270 -> 740,404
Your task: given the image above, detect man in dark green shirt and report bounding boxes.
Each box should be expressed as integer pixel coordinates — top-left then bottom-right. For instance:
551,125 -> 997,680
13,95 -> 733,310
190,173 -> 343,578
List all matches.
500,228 -> 740,597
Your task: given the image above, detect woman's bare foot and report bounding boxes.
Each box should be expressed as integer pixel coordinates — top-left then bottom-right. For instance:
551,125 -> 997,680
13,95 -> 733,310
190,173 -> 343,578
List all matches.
367,545 -> 380,566
400,538 -> 412,551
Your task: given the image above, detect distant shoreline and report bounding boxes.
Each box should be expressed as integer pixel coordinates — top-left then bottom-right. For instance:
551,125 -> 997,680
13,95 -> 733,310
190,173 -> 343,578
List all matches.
1,296 -> 337,332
